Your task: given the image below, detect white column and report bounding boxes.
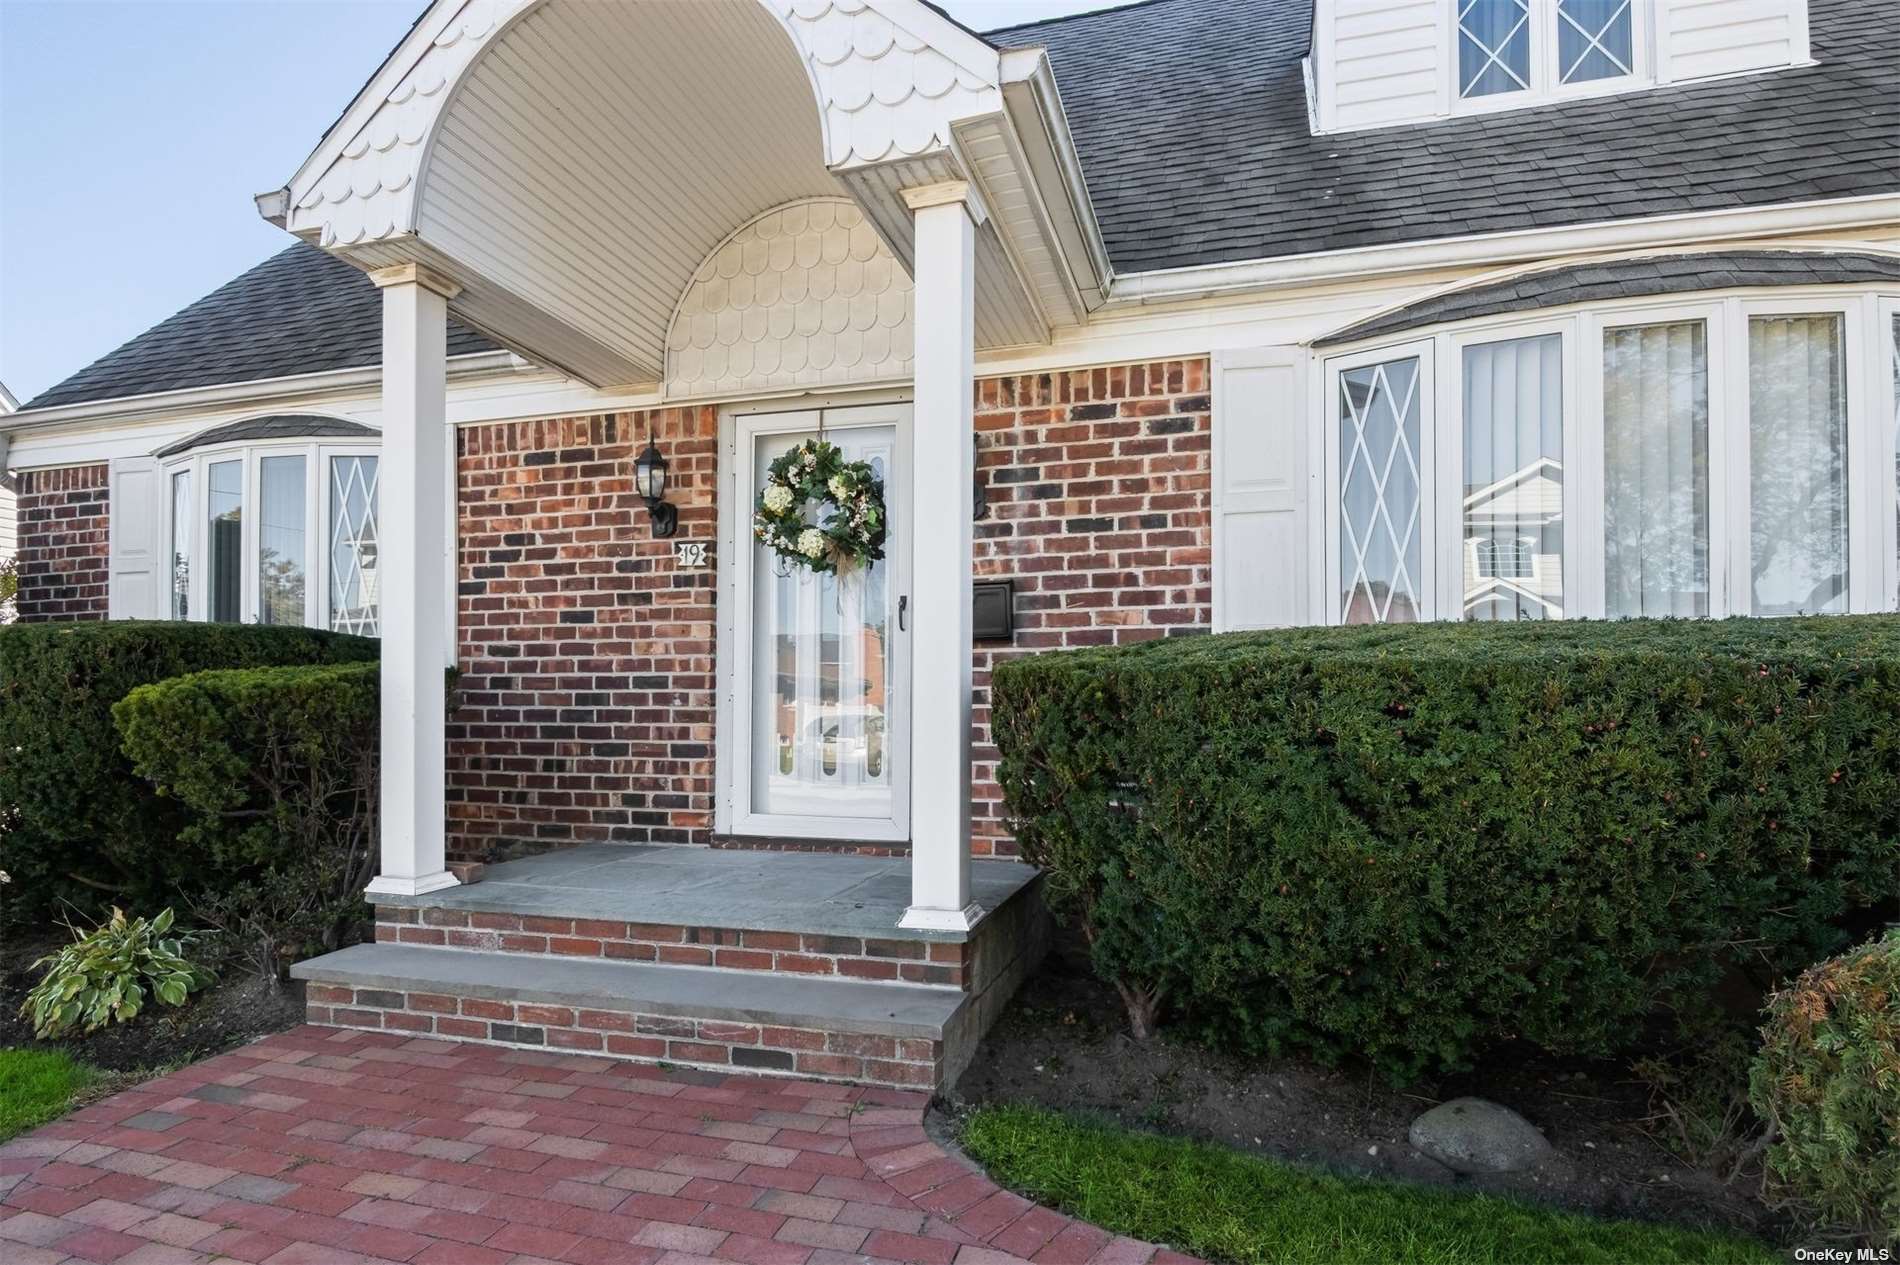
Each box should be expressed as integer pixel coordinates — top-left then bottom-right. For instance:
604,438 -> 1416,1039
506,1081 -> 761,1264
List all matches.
900,182 -> 982,932
365,263 -> 461,898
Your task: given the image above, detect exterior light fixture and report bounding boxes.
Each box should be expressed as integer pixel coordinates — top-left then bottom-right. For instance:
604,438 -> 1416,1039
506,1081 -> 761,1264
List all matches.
634,432 -> 678,537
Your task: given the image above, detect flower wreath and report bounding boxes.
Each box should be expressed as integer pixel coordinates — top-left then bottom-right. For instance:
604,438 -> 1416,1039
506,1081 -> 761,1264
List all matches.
752,438 -> 887,576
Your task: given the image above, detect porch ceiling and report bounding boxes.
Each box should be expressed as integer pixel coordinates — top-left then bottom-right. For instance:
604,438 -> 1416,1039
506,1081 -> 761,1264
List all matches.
265,0 -> 1101,391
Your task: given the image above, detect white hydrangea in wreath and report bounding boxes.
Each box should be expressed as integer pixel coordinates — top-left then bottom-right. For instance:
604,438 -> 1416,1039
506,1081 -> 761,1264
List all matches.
752,439 -> 887,576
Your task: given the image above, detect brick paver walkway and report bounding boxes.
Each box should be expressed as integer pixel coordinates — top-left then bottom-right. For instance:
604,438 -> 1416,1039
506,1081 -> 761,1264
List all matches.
0,1026 -> 1190,1265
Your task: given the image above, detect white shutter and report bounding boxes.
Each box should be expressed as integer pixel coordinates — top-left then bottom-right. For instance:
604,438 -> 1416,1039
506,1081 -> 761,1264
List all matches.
1211,347 -> 1312,631
107,456 -> 160,619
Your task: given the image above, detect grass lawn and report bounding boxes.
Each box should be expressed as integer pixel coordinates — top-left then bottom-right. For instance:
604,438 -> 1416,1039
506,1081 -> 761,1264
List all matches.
960,1104 -> 1778,1265
0,1048 -> 101,1142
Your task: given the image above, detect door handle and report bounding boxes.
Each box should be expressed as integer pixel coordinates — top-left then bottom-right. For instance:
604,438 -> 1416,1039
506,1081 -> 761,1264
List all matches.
898,595 -> 908,631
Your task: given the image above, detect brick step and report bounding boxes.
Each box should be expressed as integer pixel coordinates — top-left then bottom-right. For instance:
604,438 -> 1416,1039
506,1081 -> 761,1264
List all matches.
375,905 -> 973,988
291,942 -> 971,1090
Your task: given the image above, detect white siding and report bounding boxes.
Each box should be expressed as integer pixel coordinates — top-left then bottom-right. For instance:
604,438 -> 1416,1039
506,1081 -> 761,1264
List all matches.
0,484 -> 14,559
1320,0 -> 1443,131
1658,0 -> 1809,83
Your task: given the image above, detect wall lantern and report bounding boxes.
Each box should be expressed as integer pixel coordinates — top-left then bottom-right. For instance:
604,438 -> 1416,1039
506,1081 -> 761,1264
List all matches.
634,432 -> 678,537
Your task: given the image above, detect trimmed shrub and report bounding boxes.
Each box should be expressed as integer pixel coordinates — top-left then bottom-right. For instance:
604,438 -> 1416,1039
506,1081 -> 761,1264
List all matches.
23,907 -> 211,1038
0,621 -> 376,918
990,617 -> 1900,1081
1751,931 -> 1900,1242
115,662 -> 380,979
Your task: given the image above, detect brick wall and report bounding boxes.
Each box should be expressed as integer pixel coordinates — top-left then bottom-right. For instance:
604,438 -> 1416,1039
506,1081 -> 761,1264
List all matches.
448,407 -> 719,861
446,359 -> 1211,862
13,464 -> 110,622
970,360 -> 1213,855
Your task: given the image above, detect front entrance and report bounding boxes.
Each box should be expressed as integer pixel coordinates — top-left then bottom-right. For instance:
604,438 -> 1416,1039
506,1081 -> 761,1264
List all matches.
725,402 -> 913,843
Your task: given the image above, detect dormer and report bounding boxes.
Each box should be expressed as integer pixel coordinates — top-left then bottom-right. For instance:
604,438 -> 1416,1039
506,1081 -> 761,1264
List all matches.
1307,0 -> 1815,133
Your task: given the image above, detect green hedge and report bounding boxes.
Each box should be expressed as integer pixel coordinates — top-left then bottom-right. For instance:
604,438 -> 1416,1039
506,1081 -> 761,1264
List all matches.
990,617 -> 1900,1082
0,621 -> 376,918
115,662 -> 380,976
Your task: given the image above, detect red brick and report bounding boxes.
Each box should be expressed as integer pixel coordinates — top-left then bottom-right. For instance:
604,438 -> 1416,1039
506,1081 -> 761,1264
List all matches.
548,1029 -> 605,1052
666,1041 -> 731,1064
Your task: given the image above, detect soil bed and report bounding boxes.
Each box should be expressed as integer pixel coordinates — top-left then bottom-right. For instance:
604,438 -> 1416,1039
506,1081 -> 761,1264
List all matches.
949,950 -> 1782,1243
0,931 -> 304,1073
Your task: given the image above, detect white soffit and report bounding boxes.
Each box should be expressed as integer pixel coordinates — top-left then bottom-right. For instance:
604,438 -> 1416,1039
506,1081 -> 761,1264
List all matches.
273,0 -> 1109,387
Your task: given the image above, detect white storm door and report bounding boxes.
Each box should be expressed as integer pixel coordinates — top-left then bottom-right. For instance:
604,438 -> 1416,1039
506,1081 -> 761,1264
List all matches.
732,404 -> 912,842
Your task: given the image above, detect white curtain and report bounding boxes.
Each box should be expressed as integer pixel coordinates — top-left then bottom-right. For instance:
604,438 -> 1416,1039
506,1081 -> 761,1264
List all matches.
1603,321 -> 1709,618
1749,315 -> 1848,615
1464,334 -> 1563,621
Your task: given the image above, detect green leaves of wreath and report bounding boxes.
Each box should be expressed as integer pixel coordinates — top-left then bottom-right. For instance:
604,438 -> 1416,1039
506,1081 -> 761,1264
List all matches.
752,439 -> 887,576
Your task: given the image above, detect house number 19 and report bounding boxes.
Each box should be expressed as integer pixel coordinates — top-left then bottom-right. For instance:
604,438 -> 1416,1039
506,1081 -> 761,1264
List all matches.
674,541 -> 709,569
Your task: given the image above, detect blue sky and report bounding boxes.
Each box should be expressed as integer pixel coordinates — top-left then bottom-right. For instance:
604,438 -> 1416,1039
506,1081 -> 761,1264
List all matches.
0,0 -> 1137,405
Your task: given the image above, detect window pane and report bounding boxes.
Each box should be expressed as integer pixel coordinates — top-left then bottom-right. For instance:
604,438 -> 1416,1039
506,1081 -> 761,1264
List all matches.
1459,0 -> 1531,97
207,459 -> 244,623
1339,356 -> 1423,623
169,470 -> 191,621
1603,321 -> 1709,618
1558,0 -> 1634,83
258,455 -> 307,626
1749,315 -> 1848,615
1463,334 -> 1563,621
329,456 -> 381,636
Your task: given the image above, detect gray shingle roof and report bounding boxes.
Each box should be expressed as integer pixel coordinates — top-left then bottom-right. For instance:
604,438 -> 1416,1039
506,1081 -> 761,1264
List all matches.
152,414 -> 380,458
1314,250 -> 1900,347
23,245 -> 496,411
19,0 -> 1896,413
994,0 -> 1898,273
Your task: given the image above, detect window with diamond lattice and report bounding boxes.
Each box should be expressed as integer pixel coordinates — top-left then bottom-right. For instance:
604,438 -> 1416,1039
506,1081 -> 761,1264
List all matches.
329,456 -> 380,637
1339,356 -> 1424,624
1459,0 -> 1532,97
1558,0 -> 1633,84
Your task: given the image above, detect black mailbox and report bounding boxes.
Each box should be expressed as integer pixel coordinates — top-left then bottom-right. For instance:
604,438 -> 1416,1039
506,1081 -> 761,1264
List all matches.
973,580 -> 1014,642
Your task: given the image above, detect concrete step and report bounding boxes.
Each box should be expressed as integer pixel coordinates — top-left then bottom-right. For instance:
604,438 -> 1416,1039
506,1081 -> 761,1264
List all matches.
292,942 -> 972,1089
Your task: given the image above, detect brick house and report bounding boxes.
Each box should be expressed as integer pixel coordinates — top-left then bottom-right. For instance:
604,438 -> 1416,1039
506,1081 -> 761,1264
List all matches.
3,0 -> 1897,1086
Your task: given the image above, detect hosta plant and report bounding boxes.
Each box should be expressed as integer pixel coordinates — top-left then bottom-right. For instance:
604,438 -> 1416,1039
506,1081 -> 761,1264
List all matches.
23,908 -> 211,1038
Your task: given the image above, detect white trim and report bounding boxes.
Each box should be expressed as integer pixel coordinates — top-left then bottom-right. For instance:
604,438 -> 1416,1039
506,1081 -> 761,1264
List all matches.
1107,197 -> 1900,306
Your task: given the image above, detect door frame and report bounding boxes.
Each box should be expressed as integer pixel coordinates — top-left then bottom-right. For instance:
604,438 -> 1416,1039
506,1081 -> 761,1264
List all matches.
715,393 -> 915,842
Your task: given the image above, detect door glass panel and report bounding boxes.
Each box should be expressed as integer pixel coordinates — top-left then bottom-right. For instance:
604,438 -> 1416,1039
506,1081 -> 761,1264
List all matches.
207,459 -> 243,623
1339,356 -> 1423,623
258,455 -> 307,626
752,425 -> 894,820
169,470 -> 191,621
1558,0 -> 1634,84
329,456 -> 381,636
1463,334 -> 1563,620
1749,315 -> 1848,615
1603,321 -> 1709,618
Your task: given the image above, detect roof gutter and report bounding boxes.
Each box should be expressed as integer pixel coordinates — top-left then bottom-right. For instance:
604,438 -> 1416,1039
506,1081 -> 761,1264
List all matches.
0,350 -> 523,436
1105,193 -> 1900,306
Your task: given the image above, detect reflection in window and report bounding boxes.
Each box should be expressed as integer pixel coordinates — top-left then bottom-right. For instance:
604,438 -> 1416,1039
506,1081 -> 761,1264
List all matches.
1749,315 -> 1848,615
328,456 -> 380,635
207,460 -> 243,623
1557,0 -> 1633,84
259,455 -> 307,626
1463,334 -> 1563,621
169,470 -> 191,621
1459,0 -> 1531,97
1339,356 -> 1423,623
1603,321 -> 1709,618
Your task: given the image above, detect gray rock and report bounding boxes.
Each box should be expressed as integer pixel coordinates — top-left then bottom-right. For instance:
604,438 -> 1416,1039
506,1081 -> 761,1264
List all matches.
1408,1097 -> 1552,1174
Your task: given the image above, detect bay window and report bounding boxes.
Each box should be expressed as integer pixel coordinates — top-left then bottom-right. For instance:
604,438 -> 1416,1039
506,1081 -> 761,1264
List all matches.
160,436 -> 380,634
1325,291 -> 1897,623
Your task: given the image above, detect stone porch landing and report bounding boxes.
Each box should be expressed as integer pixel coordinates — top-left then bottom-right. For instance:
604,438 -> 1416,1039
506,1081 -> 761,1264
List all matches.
0,1025 -> 1195,1265
294,847 -> 1047,1091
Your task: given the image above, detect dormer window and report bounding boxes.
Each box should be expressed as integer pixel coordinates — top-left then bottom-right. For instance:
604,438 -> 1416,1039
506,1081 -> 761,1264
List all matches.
1309,0 -> 1811,134
1457,0 -> 1637,102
